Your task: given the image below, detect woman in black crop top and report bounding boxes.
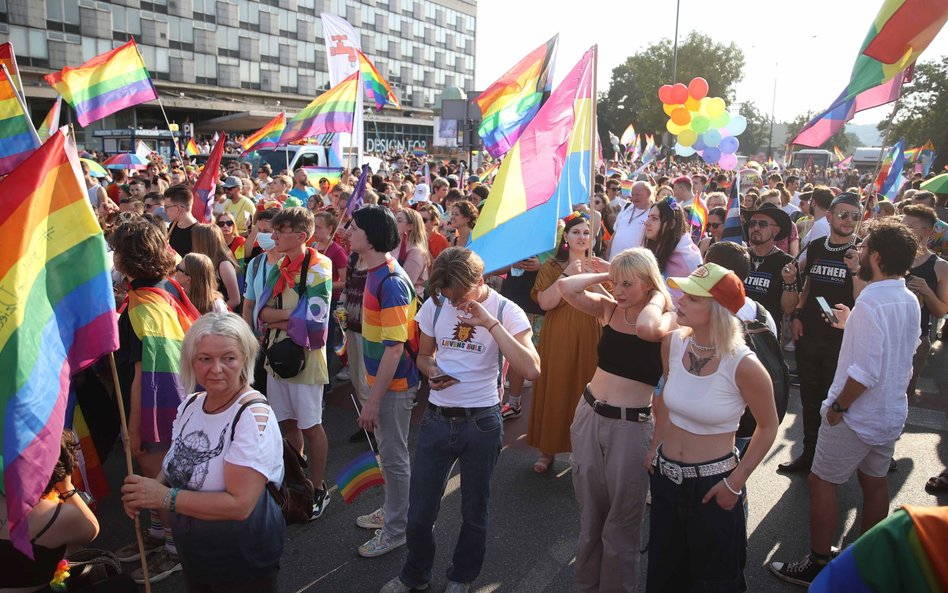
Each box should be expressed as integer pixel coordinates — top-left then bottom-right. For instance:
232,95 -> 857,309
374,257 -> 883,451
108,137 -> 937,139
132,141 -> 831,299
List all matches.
558,247 -> 676,593
1,431 -> 100,592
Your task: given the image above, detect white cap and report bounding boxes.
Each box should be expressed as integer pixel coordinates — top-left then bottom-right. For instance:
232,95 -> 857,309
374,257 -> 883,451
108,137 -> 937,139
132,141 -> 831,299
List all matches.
411,183 -> 431,204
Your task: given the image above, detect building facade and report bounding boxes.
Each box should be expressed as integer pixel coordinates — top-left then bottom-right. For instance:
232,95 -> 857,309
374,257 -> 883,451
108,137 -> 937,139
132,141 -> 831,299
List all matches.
0,0 -> 476,151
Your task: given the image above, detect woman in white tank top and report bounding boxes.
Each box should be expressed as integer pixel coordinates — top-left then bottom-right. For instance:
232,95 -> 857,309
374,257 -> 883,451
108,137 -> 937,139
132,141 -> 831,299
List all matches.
645,263 -> 779,592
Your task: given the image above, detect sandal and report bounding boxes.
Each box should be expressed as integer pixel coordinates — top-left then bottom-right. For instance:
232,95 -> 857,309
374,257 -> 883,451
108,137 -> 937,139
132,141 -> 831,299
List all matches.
924,470 -> 948,494
533,455 -> 554,474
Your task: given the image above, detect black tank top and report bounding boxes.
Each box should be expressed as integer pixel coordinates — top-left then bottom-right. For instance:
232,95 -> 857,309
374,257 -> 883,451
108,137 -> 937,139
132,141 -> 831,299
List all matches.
910,254 -> 939,334
597,322 -> 663,386
0,503 -> 67,587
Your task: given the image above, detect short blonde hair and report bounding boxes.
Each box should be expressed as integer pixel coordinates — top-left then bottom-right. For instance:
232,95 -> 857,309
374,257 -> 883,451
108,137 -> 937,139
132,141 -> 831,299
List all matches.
706,298 -> 744,358
610,248 -> 673,312
180,312 -> 259,393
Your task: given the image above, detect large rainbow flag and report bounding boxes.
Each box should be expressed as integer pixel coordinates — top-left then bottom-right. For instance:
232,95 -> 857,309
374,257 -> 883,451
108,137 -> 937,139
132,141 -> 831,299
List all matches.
475,35 -> 559,159
0,65 -> 41,175
793,0 -> 948,147
336,450 -> 385,504
44,39 -> 158,128
0,129 -> 119,557
469,47 -> 594,273
357,50 -> 399,111
242,112 -> 286,153
280,71 -> 359,145
192,133 -> 226,223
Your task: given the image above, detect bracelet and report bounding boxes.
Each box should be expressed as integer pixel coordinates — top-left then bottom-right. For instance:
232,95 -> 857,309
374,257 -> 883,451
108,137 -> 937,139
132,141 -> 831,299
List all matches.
722,477 -> 743,496
162,488 -> 173,511
487,321 -> 500,333
790,309 -> 804,321
782,283 -> 799,293
59,488 -> 78,501
645,301 -> 663,310
169,488 -> 180,513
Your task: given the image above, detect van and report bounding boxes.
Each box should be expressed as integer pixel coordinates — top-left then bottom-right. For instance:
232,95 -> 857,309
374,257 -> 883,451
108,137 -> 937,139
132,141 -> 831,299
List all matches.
790,149 -> 833,171
851,147 -> 883,174
241,145 -> 330,176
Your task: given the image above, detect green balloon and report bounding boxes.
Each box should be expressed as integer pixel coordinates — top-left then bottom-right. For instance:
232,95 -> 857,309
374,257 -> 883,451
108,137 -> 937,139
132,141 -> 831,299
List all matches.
709,112 -> 730,129
691,115 -> 710,134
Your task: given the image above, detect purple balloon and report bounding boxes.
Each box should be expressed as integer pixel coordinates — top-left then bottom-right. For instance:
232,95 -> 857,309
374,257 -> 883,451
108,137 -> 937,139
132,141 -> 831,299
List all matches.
720,136 -> 740,154
702,146 -> 722,164
694,137 -> 707,152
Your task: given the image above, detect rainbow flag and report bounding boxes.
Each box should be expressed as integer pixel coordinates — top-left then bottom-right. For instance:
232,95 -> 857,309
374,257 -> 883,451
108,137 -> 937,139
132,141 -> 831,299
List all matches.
475,35 -> 559,159
479,162 -> 500,183
280,71 -> 359,145
837,155 -> 853,169
811,505 -> 948,593
620,123 -> 637,146
0,129 -> 119,557
44,39 -> 158,128
877,139 -> 906,199
184,137 -> 198,156
357,50 -> 399,111
0,42 -> 24,101
304,166 -> 342,188
628,135 -> 642,162
0,65 -> 41,175
242,112 -> 286,153
469,47 -> 595,273
793,0 -> 948,146
192,133 -> 226,223
36,97 -> 62,141
689,198 -> 709,244
336,450 -> 385,504
65,397 -> 109,503
620,179 -> 634,197
834,145 -> 846,161
904,140 -> 935,162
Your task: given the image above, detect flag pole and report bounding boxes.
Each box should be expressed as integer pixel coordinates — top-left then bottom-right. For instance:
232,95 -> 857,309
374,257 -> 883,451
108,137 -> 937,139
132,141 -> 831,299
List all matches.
349,393 -> 379,458
107,353 -> 153,593
2,63 -> 40,146
588,45 -> 599,260
870,98 -> 903,195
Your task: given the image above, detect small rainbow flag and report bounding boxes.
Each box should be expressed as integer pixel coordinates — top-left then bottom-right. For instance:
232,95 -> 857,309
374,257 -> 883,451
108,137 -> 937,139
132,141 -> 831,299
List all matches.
357,50 -> 399,111
44,39 -> 158,128
242,112 -> 286,153
280,71 -> 359,145
834,145 -> 846,161
479,162 -> 500,183
336,450 -> 385,504
66,397 -> 109,503
184,137 -> 198,156
0,65 -> 41,175
303,166 -> 342,188
620,123 -> 636,146
688,197 -> 709,243
620,179 -> 634,197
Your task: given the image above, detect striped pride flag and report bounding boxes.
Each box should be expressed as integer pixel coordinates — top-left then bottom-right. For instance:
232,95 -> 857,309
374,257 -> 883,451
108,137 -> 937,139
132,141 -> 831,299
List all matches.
280,71 -> 359,145
357,50 -> 400,111
44,39 -> 158,128
303,166 -> 342,188
0,42 -> 24,101
0,65 -> 41,175
36,97 -> 62,141
336,450 -> 385,504
242,112 -> 286,153
0,129 -> 119,557
184,137 -> 199,156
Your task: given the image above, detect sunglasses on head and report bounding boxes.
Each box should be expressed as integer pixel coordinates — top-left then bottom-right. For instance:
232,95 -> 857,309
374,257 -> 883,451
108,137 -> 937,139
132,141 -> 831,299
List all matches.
217,220 -> 235,227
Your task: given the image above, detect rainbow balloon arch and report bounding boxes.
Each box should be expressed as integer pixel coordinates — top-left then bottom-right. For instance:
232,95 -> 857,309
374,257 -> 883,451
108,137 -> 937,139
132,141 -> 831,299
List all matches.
659,77 -> 747,170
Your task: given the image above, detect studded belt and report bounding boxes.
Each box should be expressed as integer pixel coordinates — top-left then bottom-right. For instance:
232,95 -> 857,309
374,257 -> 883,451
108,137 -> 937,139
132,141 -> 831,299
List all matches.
652,448 -> 740,485
583,386 -> 651,422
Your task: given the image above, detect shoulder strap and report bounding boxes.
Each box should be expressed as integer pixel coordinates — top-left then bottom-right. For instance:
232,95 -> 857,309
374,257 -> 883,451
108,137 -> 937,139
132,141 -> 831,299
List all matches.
31,502 -> 64,543
182,393 -> 201,414
496,296 -> 508,368
432,296 -> 444,328
297,249 -> 314,298
230,397 -> 270,442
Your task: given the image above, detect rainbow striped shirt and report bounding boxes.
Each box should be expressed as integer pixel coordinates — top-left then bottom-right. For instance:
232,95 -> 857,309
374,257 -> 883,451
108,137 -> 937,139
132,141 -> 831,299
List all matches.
361,256 -> 418,392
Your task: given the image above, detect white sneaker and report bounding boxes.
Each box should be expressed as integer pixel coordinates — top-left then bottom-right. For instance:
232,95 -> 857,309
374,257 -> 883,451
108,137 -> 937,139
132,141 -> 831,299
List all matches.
359,529 -> 406,558
357,507 -> 385,530
335,368 -> 351,382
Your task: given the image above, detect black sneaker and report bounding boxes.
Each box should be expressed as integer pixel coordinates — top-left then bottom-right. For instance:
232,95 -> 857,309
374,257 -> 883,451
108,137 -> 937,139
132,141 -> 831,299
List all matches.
769,554 -> 827,587
310,482 -> 330,520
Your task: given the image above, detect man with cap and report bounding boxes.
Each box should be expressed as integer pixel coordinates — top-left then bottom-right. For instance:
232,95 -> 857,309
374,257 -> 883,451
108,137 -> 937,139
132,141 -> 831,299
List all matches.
744,203 -> 799,339
780,192 -> 866,474
223,175 -> 257,235
410,183 -> 430,205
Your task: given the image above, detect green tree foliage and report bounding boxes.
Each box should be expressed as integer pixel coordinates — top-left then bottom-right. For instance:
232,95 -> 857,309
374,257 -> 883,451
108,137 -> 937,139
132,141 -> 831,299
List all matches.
885,57 -> 948,172
736,102 -> 771,156
598,32 -> 745,157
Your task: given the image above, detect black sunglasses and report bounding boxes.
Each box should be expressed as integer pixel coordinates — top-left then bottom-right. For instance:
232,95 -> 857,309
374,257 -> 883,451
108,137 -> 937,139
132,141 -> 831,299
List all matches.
217,220 -> 235,227
747,219 -> 772,228
835,211 -> 860,220
708,222 -> 722,229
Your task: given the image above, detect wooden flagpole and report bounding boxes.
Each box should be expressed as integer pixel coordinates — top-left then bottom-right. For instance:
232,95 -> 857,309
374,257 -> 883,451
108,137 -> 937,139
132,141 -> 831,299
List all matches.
588,45 -> 599,261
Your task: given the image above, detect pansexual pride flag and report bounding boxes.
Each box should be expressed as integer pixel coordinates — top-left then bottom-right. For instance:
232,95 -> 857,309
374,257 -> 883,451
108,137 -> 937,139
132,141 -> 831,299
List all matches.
336,450 -> 385,504
242,112 -> 286,153
0,65 -> 41,175
357,50 -> 399,111
475,35 -> 558,159
280,71 -> 359,145
0,129 -> 119,557
44,39 -> 158,128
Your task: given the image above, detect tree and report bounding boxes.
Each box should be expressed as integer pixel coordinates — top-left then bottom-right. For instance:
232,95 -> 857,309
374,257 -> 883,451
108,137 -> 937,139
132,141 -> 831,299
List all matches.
597,31 -> 745,157
784,113 -> 860,154
885,57 -> 948,172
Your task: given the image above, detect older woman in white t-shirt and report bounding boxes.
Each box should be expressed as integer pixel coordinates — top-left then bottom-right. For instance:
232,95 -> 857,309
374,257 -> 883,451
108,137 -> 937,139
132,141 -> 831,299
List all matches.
379,247 -> 541,593
122,313 -> 285,593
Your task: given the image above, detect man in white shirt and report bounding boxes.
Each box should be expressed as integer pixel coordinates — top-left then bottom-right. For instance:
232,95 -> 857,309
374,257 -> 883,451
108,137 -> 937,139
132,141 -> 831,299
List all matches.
608,181 -> 653,261
770,219 -> 921,587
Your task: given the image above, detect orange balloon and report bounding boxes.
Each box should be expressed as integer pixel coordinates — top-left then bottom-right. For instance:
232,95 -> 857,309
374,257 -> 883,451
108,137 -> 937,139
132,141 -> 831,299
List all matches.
671,107 -> 691,126
663,103 -> 676,116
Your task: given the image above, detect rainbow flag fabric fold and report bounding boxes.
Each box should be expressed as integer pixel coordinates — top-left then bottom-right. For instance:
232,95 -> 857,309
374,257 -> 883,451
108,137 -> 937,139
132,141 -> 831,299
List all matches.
689,198 -> 709,238
475,35 -> 558,159
185,137 -> 198,156
357,50 -> 400,111
336,450 -> 385,504
44,39 -> 158,128
834,145 -> 846,161
242,112 -> 286,153
280,71 -> 359,145
65,395 -> 110,503
37,97 -> 62,141
0,42 -> 24,100
0,129 -> 119,558
0,66 -> 41,175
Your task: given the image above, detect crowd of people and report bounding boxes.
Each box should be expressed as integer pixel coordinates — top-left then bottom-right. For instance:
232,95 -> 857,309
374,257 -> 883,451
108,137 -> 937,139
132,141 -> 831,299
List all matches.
3,144 -> 947,593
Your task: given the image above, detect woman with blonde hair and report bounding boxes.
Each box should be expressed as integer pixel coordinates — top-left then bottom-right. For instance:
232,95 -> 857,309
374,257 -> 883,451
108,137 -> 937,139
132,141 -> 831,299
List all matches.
191,223 -> 242,311
175,253 -> 229,315
558,247 -> 676,593
393,208 -> 430,294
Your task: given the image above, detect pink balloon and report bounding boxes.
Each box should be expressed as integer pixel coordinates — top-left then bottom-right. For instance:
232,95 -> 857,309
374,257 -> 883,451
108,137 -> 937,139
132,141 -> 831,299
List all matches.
719,153 -> 738,170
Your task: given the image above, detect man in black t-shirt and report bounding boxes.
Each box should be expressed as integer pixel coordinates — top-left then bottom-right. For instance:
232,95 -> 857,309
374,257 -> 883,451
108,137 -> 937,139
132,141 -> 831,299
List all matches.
744,203 -> 797,338
165,184 -> 197,257
780,193 -> 866,474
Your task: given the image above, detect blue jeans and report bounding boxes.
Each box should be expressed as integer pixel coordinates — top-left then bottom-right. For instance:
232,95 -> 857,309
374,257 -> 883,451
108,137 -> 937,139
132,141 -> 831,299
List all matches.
400,405 -> 503,587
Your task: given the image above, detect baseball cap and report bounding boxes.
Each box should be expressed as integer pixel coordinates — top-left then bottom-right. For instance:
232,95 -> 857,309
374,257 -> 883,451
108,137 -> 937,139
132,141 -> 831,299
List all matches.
411,183 -> 430,204
830,192 -> 861,209
223,176 -> 241,189
667,263 -> 745,315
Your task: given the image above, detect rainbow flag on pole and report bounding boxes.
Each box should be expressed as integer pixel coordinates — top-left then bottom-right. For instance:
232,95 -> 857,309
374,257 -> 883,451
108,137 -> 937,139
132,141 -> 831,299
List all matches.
303,166 -> 342,188
280,71 -> 359,145
0,65 -> 41,175
469,47 -> 595,273
620,123 -> 637,146
0,42 -> 24,102
834,145 -> 846,161
336,450 -> 385,504
184,137 -> 198,156
357,50 -> 400,111
44,39 -> 158,128
0,128 -> 119,557
37,97 -> 62,141
689,197 -> 709,240
242,112 -> 286,153
475,35 -> 559,159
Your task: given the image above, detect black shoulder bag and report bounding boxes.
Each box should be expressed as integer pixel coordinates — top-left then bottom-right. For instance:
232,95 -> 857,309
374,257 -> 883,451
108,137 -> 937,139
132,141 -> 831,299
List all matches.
265,249 -> 312,379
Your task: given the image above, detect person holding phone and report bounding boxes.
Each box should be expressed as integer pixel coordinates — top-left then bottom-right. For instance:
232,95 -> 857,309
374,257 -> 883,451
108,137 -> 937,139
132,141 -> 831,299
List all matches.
379,247 -> 540,593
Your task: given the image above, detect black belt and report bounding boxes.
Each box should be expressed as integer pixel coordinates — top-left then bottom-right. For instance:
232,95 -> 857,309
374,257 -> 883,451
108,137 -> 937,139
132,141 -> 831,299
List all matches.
427,403 -> 498,417
583,387 -> 651,422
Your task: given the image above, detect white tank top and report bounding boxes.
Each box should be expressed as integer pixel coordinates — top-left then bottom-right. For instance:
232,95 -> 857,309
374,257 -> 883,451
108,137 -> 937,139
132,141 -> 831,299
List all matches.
664,329 -> 755,435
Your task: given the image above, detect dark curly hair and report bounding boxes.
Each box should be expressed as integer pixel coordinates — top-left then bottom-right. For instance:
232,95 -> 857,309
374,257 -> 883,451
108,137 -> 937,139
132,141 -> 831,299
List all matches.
110,218 -> 176,281
44,430 -> 79,494
643,199 -> 688,273
451,200 -> 478,229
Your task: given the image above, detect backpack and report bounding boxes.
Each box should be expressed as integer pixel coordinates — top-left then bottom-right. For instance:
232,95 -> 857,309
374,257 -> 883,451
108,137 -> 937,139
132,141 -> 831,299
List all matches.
736,303 -> 790,438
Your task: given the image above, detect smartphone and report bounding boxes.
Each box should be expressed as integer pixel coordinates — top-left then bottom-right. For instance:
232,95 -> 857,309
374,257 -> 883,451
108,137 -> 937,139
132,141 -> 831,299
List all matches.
430,373 -> 458,383
815,296 -> 838,324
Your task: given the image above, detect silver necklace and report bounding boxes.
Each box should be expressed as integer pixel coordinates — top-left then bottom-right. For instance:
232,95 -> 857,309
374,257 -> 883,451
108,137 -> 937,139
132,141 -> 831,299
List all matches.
622,306 -> 637,327
824,235 -> 855,252
751,245 -> 777,270
689,337 -> 716,352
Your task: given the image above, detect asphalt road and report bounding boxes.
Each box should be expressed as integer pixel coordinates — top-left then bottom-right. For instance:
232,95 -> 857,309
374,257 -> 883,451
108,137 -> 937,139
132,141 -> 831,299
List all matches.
92,340 -> 948,593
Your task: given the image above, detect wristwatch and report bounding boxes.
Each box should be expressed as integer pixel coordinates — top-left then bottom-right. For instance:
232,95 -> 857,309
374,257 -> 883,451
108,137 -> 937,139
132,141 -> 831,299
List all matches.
831,401 -> 848,413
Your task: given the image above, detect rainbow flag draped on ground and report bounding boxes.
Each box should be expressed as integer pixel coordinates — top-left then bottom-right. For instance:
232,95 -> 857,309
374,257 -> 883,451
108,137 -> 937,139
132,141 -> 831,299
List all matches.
469,47 -> 594,273
0,129 -> 119,557
0,65 -> 40,175
336,450 -> 385,504
475,35 -> 559,159
280,71 -> 359,145
810,505 -> 948,593
242,113 -> 286,153
44,39 -> 158,128
357,50 -> 399,111
793,0 -> 948,146
192,133 -> 226,223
